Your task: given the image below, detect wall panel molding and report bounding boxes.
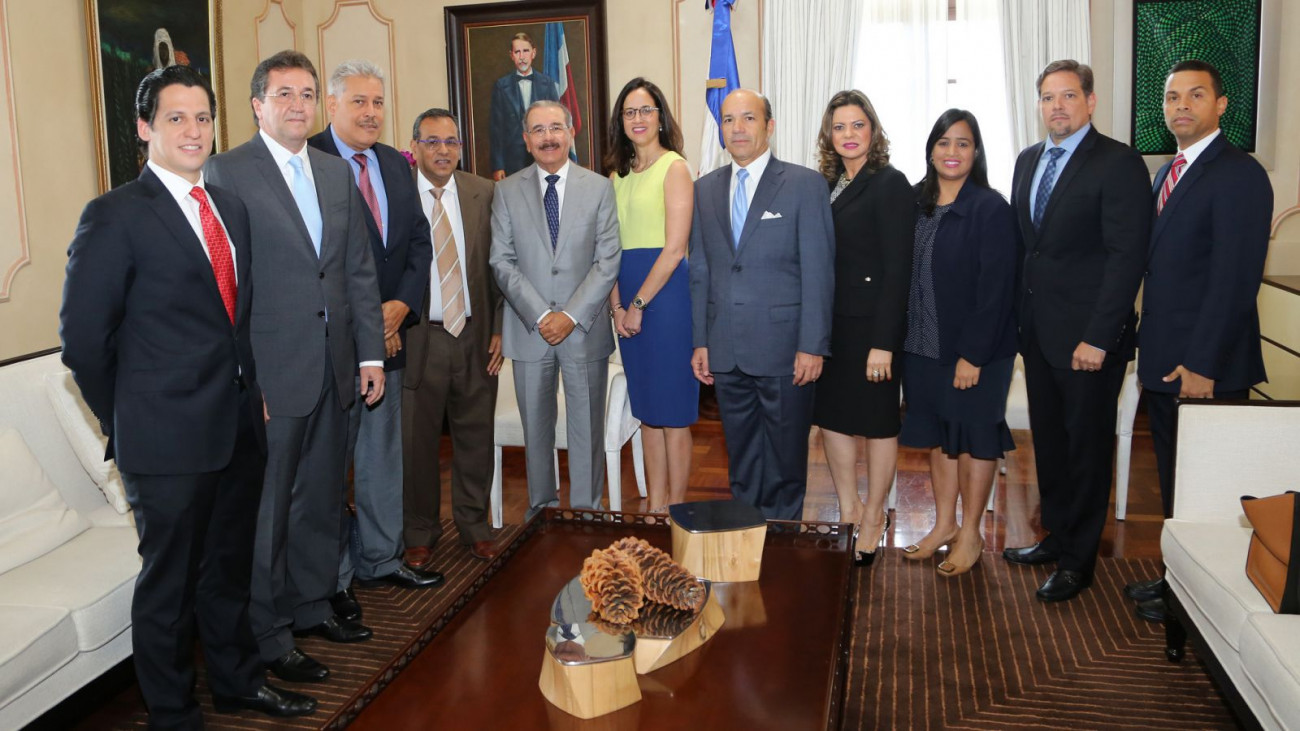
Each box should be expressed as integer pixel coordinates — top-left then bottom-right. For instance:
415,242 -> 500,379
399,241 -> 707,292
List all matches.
256,0 -> 297,59
0,0 -> 29,302
317,0 -> 398,147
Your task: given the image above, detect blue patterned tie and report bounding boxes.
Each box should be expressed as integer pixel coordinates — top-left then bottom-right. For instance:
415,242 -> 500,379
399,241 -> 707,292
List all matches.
544,174 -> 560,251
288,156 -> 323,255
731,168 -> 749,249
1032,147 -> 1066,230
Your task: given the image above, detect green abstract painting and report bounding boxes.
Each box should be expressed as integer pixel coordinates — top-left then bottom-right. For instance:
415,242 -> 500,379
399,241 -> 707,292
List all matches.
1132,0 -> 1259,155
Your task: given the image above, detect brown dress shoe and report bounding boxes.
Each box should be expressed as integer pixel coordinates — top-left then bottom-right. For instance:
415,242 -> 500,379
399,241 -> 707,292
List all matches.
404,546 -> 433,568
469,540 -> 499,561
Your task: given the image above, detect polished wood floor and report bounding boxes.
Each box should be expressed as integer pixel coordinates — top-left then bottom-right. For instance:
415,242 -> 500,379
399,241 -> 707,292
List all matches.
490,397 -> 1165,560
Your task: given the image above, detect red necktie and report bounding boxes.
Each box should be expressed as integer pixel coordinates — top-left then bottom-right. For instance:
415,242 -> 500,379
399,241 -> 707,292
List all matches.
1157,153 -> 1187,216
189,187 -> 237,325
353,153 -> 383,238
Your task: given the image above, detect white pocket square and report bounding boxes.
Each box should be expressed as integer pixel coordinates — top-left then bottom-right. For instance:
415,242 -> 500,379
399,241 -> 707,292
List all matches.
761,211 -> 783,220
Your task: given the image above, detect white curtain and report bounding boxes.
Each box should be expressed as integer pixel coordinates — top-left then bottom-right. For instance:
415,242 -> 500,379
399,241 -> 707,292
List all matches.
761,0 -> 863,169
850,0 -> 948,187
999,0 -> 1091,153
950,0 -> 1014,196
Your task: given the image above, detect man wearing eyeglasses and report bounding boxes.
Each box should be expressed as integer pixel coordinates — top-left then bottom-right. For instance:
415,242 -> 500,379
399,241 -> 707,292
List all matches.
490,100 -> 621,518
402,108 -> 504,562
489,32 -> 561,181
307,60 -> 441,625
205,50 -> 385,684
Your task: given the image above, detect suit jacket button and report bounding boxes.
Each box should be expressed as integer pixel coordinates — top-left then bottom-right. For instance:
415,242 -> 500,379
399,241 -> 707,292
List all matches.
864,276 -> 872,282
552,268 -> 559,274
1032,250 -> 1040,258
1145,270 -> 1151,277
319,272 -> 325,279
317,311 -> 326,318
732,265 -> 742,272
1027,288 -> 1034,295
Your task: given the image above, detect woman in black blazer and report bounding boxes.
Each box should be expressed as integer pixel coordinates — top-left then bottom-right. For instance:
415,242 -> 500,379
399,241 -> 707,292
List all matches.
810,90 -> 914,566
899,109 -> 1017,577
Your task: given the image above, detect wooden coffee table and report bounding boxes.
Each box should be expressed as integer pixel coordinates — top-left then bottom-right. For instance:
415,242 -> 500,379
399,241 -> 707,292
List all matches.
347,510 -> 855,730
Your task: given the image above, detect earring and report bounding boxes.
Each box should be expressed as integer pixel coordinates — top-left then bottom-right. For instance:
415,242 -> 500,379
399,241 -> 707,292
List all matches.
659,125 -> 663,132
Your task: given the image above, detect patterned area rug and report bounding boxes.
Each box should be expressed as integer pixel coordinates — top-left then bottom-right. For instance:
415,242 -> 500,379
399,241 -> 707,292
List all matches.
842,552 -> 1238,729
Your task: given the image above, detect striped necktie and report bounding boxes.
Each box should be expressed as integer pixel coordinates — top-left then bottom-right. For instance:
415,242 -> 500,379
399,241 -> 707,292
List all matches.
429,188 -> 465,337
1157,153 -> 1187,216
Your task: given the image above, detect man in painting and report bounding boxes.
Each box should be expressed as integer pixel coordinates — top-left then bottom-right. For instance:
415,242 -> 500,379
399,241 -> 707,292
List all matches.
488,32 -> 560,181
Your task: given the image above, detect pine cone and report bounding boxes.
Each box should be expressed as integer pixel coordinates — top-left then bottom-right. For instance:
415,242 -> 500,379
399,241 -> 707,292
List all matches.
611,536 -> 705,612
633,602 -> 697,637
579,547 -> 645,624
586,611 -> 635,637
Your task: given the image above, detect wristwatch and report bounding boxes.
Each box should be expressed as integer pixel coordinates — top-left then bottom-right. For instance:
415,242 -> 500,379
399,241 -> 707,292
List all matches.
631,296 -> 648,310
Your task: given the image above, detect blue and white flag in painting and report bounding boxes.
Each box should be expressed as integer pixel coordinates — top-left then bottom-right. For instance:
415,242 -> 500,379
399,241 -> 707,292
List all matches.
698,0 -> 740,176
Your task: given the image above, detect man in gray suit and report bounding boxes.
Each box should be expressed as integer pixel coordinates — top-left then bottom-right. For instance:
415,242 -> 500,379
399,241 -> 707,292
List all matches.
490,100 -> 621,518
205,50 -> 385,683
689,88 -> 835,521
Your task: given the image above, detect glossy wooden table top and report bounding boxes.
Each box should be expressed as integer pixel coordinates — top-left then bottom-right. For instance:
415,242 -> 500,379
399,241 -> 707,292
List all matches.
349,512 -> 855,730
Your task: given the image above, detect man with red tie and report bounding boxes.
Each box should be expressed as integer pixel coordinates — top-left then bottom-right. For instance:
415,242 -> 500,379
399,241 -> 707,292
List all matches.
60,65 -> 315,725
1123,59 -> 1272,622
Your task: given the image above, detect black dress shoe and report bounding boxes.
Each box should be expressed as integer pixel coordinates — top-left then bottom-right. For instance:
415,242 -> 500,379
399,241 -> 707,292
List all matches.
331,587 -> 362,622
358,562 -> 446,589
266,648 -> 330,683
1124,576 -> 1167,602
1136,597 -> 1170,623
213,684 -> 318,717
1003,542 -> 1061,566
1036,570 -> 1093,602
293,614 -> 373,643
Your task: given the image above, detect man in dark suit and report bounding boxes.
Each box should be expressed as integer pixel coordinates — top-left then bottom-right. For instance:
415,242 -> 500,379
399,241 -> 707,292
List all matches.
1123,60 -> 1272,621
205,50 -> 385,682
1002,60 -> 1150,602
688,88 -> 835,521
403,108 -> 504,564
60,65 -> 315,725
308,60 -> 442,623
488,32 -> 560,181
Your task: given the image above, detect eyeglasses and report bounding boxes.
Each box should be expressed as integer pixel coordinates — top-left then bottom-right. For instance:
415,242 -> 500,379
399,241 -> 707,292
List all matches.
527,124 -> 569,137
415,137 -> 462,149
622,105 -> 660,120
266,89 -> 317,105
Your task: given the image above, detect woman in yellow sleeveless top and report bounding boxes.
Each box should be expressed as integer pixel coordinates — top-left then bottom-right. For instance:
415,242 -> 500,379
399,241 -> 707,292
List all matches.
603,78 -> 697,512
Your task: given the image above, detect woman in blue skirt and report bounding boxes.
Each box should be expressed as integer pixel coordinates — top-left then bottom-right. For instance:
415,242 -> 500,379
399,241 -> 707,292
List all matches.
899,109 -> 1018,576
603,78 -> 697,512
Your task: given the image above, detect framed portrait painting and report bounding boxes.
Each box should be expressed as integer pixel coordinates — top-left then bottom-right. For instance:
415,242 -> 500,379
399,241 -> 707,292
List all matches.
86,0 -> 223,192
445,0 -> 608,179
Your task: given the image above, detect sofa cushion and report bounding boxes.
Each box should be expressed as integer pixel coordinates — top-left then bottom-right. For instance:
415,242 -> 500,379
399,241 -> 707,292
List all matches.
43,370 -> 130,515
0,605 -> 78,708
0,429 -> 92,574
1238,613 -> 1300,728
0,526 -> 139,651
1163,519 -> 1272,653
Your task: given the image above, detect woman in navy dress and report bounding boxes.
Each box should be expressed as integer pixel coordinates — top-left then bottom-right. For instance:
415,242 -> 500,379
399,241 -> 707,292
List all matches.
899,109 -> 1018,576
604,78 -> 697,512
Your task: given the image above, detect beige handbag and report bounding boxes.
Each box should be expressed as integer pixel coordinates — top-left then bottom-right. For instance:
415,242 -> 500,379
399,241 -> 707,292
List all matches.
1241,491 -> 1299,614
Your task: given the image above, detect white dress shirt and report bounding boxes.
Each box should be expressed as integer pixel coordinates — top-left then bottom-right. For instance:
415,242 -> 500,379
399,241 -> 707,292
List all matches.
729,148 -> 772,212
148,161 -> 236,283
533,160 -> 575,325
518,71 -> 534,108
417,171 -> 473,321
1176,127 -> 1220,169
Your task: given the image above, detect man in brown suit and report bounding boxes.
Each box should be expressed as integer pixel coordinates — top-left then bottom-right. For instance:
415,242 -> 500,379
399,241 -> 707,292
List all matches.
401,108 -> 504,563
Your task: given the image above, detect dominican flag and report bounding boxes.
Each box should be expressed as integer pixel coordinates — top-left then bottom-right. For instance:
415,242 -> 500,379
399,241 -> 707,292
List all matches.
699,0 -> 740,175
544,22 -> 582,160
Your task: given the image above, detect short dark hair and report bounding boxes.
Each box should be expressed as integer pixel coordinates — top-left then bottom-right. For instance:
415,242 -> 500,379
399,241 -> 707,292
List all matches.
1168,59 -> 1226,97
918,108 -> 991,216
1036,59 -> 1094,97
604,77 -> 684,177
135,65 -> 216,153
249,50 -> 319,124
411,108 -> 459,140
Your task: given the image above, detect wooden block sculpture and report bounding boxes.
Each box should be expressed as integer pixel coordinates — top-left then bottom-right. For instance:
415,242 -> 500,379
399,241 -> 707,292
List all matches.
538,622 -> 640,720
669,499 -> 767,582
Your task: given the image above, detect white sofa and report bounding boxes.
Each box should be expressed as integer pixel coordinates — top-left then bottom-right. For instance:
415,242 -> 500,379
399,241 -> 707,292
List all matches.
0,351 -> 140,728
1163,400 -> 1300,730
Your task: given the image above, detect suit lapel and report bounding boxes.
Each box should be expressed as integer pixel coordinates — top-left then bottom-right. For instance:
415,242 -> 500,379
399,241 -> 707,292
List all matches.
138,168 -> 230,324
1015,143 -> 1044,238
830,169 -> 868,214
518,165 -> 551,257
307,147 -> 336,260
1037,128 -> 1096,231
737,158 -> 786,256
712,167 -> 734,256
249,136 -> 318,259
1149,135 -> 1224,252
208,184 -> 253,326
556,165 -> 589,259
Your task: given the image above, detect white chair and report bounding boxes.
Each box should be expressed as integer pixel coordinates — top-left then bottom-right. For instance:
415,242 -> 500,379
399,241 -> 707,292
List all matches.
489,358 -> 647,528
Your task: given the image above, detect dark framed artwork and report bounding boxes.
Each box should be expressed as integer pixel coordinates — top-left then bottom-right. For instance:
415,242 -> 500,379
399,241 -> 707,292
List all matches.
1131,0 -> 1260,155
445,0 -> 608,178
86,0 -> 224,192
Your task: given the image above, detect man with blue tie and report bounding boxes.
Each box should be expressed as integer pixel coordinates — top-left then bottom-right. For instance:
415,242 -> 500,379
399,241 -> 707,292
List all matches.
205,50 -> 385,683
688,89 -> 835,521
308,60 -> 442,624
1002,60 -> 1150,602
1123,60 -> 1271,622
488,33 -> 561,181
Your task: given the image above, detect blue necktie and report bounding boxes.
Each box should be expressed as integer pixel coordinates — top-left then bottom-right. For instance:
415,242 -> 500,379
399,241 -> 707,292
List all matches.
544,174 -> 560,251
288,156 -> 323,255
1032,147 -> 1066,230
731,168 -> 749,249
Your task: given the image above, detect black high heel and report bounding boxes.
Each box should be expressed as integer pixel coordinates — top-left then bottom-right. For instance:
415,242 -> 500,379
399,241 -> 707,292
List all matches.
854,510 -> 891,567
